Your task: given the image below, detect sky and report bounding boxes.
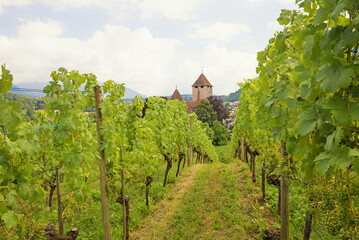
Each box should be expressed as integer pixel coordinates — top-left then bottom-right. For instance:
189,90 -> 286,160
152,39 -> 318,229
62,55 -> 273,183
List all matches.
0,0 -> 297,96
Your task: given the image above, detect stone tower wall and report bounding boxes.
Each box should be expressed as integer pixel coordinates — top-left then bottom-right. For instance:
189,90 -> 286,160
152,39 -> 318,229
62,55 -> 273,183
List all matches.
192,85 -> 213,102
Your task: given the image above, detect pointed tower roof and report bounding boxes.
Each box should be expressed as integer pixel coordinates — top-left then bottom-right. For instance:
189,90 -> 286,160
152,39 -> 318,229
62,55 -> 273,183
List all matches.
171,89 -> 184,101
192,73 -> 213,87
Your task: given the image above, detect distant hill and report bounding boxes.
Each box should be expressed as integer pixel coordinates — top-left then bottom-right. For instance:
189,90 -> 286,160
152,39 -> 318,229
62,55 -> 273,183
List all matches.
10,82 -> 146,99
221,89 -> 242,102
181,94 -> 192,101
167,90 -> 241,103
122,87 -> 147,99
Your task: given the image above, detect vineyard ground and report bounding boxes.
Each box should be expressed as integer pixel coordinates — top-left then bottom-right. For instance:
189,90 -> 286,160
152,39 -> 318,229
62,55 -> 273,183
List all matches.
131,161 -> 276,239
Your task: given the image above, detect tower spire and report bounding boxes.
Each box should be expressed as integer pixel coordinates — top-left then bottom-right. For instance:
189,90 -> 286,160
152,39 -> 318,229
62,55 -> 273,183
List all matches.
201,66 -> 204,74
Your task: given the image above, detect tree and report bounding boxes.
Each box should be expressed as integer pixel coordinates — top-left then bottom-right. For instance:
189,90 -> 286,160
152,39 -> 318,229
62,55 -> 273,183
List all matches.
200,122 -> 214,141
195,99 -> 229,146
194,99 -> 217,127
212,120 -> 229,145
207,96 -> 229,122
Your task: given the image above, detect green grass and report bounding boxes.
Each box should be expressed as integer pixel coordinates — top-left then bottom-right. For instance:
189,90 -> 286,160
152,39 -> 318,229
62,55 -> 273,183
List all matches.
214,141 -> 232,164
166,163 -> 266,239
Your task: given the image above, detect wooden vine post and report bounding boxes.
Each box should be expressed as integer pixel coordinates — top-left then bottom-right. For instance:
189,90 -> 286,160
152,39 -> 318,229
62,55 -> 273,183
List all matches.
125,196 -> 130,240
280,139 -> 289,240
55,165 -> 64,236
120,149 -> 126,240
94,86 -> 112,240
188,116 -> 193,166
240,132 -> 244,162
303,211 -> 312,240
262,161 -> 266,201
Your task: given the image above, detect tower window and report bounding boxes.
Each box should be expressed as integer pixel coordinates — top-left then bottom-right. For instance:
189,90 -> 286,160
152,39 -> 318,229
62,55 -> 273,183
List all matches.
195,86 -> 198,88
201,86 -> 204,88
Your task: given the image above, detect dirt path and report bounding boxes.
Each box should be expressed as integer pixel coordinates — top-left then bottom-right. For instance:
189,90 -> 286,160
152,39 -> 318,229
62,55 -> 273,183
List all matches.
131,164 -> 203,239
131,162 -> 275,240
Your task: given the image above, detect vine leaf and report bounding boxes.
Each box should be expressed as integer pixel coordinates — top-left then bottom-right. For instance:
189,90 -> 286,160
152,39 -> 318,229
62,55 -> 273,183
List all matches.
349,148 -> 359,157
317,65 -> 354,93
330,1 -> 345,21
1,211 -> 21,229
297,111 -> 316,135
0,64 -> 13,94
312,8 -> 329,25
315,152 -> 331,175
325,127 -> 343,151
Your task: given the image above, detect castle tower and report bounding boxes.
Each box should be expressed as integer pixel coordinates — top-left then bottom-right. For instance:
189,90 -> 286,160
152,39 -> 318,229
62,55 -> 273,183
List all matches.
192,73 -> 213,102
170,88 -> 184,101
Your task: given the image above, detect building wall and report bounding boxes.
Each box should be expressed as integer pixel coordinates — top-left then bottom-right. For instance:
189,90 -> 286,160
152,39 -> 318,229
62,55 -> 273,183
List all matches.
192,85 -> 213,102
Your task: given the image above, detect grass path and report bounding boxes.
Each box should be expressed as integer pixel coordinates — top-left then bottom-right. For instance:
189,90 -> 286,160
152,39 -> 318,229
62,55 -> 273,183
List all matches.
131,164 -> 203,239
131,161 -> 271,239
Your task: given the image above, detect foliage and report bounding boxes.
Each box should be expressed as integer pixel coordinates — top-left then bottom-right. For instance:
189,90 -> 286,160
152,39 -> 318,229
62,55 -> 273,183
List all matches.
212,120 -> 230,146
200,122 -> 214,141
207,96 -> 229,122
232,0 -> 359,238
194,99 -> 217,127
194,99 -> 230,146
0,65 -> 218,239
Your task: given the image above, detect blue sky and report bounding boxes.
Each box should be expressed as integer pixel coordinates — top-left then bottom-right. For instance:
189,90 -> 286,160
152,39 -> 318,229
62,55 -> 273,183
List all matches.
0,0 -> 297,96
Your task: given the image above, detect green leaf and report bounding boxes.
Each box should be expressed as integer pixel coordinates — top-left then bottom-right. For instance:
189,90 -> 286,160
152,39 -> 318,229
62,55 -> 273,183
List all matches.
0,64 -> 13,94
275,32 -> 287,53
317,65 -> 354,93
325,128 -> 343,151
343,29 -> 359,47
299,85 -> 312,99
315,152 -> 331,175
330,1 -> 345,21
333,40 -> 344,57
6,190 -> 17,208
332,110 -> 351,126
2,211 -> 20,228
297,111 -> 316,135
294,65 -> 311,82
298,119 -> 316,136
337,156 -> 352,168
351,15 -> 359,26
19,186 -> 30,200
323,94 -> 347,110
286,136 -> 299,155
277,9 -> 291,25
348,102 -> 359,121
312,8 -> 329,25
348,148 -> 359,157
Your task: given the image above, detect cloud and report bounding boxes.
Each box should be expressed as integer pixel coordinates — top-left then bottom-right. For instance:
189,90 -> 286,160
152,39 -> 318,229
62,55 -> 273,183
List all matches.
276,0 -> 295,3
139,0 -> 207,20
175,43 -> 258,95
240,0 -> 263,5
0,0 -> 32,15
188,22 -> 250,42
0,19 -> 258,96
34,0 -> 206,20
200,43 -> 257,94
0,19 -> 181,96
